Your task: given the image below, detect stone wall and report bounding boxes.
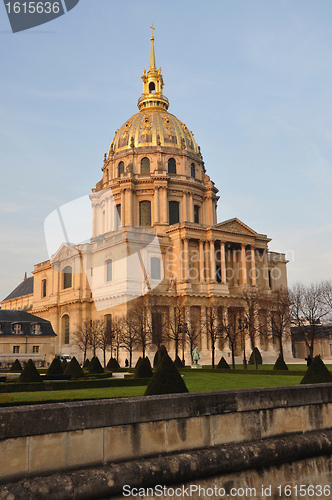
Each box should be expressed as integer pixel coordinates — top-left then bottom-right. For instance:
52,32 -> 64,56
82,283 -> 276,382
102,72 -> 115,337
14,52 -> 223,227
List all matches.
0,384 -> 332,499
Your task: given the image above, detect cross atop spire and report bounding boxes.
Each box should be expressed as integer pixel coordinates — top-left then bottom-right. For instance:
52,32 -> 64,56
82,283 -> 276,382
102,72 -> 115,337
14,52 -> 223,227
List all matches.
149,24 -> 156,71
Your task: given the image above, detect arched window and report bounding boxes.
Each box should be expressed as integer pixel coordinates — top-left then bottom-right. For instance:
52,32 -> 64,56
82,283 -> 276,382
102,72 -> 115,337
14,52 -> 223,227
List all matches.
139,201 -> 151,226
106,260 -> 112,282
149,82 -> 155,93
62,315 -> 70,344
191,163 -> 195,178
194,205 -> 200,224
118,161 -> 124,177
169,201 -> 180,225
168,158 -> 176,174
140,157 -> 150,174
63,266 -> 72,289
42,279 -> 47,298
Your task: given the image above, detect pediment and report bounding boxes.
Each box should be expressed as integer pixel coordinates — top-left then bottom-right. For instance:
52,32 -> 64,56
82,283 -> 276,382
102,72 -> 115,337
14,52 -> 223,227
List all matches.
213,218 -> 258,236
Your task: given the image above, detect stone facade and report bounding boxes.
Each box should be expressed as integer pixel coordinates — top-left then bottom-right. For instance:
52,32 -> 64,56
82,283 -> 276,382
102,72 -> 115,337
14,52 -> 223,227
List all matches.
1,33 -> 290,365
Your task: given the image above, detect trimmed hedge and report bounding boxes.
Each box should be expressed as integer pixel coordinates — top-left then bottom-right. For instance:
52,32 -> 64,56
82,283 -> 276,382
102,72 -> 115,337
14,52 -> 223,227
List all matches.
153,345 -> 168,368
301,355 -> 332,384
0,377 -> 150,394
83,358 -> 90,369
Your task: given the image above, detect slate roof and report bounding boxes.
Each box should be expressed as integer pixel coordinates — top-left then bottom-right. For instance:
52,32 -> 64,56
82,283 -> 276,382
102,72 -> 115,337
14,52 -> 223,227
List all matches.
0,310 -> 56,336
2,276 -> 34,302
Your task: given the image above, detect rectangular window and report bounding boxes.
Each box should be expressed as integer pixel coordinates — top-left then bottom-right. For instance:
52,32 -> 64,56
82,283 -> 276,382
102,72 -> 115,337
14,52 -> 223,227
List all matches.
13,346 -> 20,354
169,201 -> 179,225
151,257 -> 161,280
194,205 -> 200,224
42,279 -> 47,298
115,204 -> 121,229
106,260 -> 112,282
32,346 -> 39,353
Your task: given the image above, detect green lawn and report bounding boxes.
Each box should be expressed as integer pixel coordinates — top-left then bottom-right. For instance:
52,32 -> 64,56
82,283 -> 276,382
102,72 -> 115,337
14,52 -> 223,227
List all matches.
0,370 -> 304,406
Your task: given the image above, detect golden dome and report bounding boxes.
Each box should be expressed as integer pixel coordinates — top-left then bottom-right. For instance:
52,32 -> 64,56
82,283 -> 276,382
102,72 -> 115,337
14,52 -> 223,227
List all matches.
109,110 -> 199,156
108,27 -> 199,158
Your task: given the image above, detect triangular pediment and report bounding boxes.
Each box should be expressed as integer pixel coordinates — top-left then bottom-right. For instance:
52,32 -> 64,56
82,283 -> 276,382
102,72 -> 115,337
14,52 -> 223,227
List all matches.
213,218 -> 258,236
51,242 -> 79,261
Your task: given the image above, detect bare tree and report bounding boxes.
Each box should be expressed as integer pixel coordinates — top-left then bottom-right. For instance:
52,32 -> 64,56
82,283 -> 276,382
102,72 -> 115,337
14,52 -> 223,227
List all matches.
322,280 -> 332,320
186,308 -> 201,365
205,304 -> 222,369
98,319 -> 113,368
270,288 -> 291,358
118,316 -> 137,368
89,319 -> 104,358
241,287 -> 265,369
167,295 -> 187,360
290,282 -> 329,358
127,296 -> 151,358
218,307 -> 243,369
72,321 -> 91,363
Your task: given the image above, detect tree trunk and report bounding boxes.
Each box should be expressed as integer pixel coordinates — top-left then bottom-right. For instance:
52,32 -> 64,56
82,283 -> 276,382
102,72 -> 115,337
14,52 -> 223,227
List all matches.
231,344 -> 235,369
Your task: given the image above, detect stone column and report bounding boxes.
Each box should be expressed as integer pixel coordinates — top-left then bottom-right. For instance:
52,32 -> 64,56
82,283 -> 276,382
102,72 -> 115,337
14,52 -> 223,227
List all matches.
189,193 -> 193,222
161,188 -> 168,224
120,189 -> 125,226
263,249 -> 270,289
209,240 -> 215,282
182,192 -> 188,222
183,239 -> 189,282
240,244 -> 247,285
154,187 -> 159,224
250,246 -> 257,286
220,242 -> 226,284
199,240 -> 205,283
126,189 -> 133,226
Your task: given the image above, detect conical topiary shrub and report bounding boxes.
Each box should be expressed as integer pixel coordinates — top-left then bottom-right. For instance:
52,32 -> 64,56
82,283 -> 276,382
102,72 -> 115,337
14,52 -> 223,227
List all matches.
135,357 -> 143,370
64,356 -> 84,379
144,353 -> 188,396
134,357 -> 153,378
10,359 -> 22,372
273,354 -> 288,371
88,356 -> 104,374
301,355 -> 332,384
248,347 -> 262,365
153,345 -> 168,368
174,355 -> 184,369
83,358 -> 90,369
217,356 -> 230,369
19,359 -> 42,383
107,357 -> 120,371
47,357 -> 63,376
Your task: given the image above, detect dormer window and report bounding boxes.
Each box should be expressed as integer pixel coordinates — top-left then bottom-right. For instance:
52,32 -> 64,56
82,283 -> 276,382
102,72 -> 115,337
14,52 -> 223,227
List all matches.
31,323 -> 41,335
12,323 -> 22,335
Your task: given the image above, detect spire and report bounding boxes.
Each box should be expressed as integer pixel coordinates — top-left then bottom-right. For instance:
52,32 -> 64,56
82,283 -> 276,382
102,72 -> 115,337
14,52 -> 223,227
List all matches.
149,25 -> 156,71
138,27 -> 169,111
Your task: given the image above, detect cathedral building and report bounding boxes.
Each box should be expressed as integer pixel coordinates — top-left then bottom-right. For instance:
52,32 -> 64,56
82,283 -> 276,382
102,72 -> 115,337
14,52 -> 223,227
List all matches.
1,32 -> 290,365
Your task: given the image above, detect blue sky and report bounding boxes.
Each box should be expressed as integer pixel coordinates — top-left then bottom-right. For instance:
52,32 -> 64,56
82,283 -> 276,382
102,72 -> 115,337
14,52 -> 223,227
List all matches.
1,0 -> 332,300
